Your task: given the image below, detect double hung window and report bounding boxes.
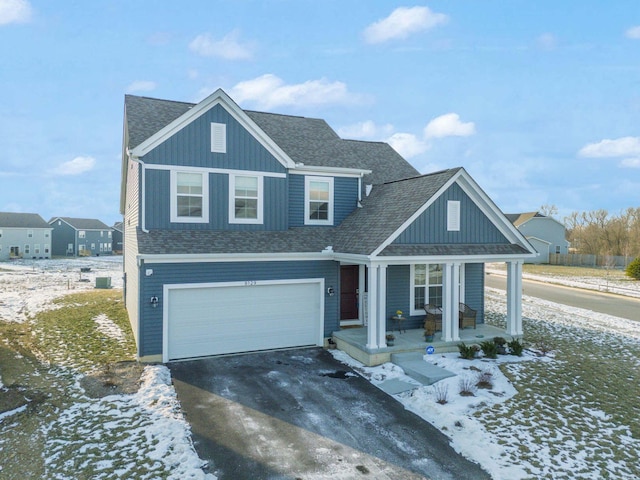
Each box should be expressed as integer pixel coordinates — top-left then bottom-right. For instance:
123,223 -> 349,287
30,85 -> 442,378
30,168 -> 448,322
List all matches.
171,170 -> 209,223
305,176 -> 333,225
229,174 -> 262,224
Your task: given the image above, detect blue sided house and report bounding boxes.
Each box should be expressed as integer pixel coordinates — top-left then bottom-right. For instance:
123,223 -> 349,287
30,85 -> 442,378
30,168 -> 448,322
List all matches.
120,89 -> 536,364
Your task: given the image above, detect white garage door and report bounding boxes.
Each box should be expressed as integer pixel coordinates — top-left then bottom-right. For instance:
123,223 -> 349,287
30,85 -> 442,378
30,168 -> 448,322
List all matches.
164,279 -> 324,361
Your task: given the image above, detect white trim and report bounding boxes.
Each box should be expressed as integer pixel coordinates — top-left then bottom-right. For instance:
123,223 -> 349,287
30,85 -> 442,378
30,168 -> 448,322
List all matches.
170,169 -> 210,224
228,174 -> 264,224
290,165 -> 371,178
145,163 -> 286,179
130,89 -> 296,169
210,122 -> 226,153
304,176 -> 334,226
139,252 -> 332,264
162,278 -> 325,362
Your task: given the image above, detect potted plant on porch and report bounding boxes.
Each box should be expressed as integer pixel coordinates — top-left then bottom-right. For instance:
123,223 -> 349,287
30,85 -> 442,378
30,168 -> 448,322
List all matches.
424,322 -> 435,342
385,333 -> 396,346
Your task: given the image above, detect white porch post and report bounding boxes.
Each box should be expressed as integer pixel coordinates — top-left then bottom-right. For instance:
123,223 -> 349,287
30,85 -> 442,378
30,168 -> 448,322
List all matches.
358,264 -> 366,325
366,264 -> 379,349
377,265 -> 388,347
506,260 -> 523,336
442,263 -> 461,342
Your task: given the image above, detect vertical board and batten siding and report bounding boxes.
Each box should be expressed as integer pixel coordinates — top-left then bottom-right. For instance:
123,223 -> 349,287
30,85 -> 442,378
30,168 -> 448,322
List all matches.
143,170 -> 288,231
384,264 -> 484,332
394,183 -> 509,245
288,175 -> 358,227
124,158 -> 141,346
137,260 -> 339,357
49,221 -> 76,256
141,104 -> 287,174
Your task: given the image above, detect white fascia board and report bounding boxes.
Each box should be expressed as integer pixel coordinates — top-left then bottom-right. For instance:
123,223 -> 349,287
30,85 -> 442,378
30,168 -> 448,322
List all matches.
370,171 -> 461,257
138,252 -> 332,265
144,163 -> 286,179
130,89 -> 296,170
527,235 -> 552,245
290,165 -> 371,178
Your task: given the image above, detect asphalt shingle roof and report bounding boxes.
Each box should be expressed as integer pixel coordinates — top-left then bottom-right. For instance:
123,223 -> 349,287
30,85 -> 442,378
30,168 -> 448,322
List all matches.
51,217 -> 111,230
0,212 -> 50,229
124,95 -> 419,185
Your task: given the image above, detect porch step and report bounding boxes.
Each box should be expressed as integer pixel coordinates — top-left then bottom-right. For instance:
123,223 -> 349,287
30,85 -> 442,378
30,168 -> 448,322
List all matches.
391,352 -> 456,386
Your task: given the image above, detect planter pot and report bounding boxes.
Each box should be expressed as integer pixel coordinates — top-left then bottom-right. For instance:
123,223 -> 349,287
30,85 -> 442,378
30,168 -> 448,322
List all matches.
424,335 -> 434,342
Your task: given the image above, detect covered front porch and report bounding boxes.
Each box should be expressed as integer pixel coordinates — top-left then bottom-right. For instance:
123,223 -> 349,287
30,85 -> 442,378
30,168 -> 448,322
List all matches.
332,324 -> 514,366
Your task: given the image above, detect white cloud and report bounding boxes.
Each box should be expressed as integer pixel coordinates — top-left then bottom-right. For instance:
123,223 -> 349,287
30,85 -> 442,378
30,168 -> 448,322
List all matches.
0,0 -> 32,25
51,156 -> 96,176
126,80 -> 157,93
229,74 -> 364,109
189,29 -> 253,60
537,32 -> 557,50
337,120 -> 394,140
578,136 -> 640,157
386,133 -> 429,158
424,113 -> 476,138
363,6 -> 448,44
620,158 -> 640,168
625,25 -> 640,39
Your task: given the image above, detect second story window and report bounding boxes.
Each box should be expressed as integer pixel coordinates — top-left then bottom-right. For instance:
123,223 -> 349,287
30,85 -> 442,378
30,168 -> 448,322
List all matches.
171,170 -> 209,223
229,174 -> 263,224
305,176 -> 333,225
79,231 -> 86,238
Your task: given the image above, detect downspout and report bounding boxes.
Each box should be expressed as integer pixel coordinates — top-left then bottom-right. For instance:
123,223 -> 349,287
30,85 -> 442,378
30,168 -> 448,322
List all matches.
127,150 -> 148,233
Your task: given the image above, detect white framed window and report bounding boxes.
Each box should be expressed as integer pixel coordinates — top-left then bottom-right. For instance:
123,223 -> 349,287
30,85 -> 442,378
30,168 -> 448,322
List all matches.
45,244 -> 49,254
79,231 -> 86,239
34,244 -> 40,254
229,174 -> 263,224
170,170 -> 209,223
211,122 -> 227,153
108,231 -> 112,238
409,264 -> 464,316
91,243 -> 96,250
100,231 -> 104,237
27,230 -> 33,238
67,243 -> 74,253
447,200 -> 460,231
304,176 -> 333,225
24,244 -> 30,255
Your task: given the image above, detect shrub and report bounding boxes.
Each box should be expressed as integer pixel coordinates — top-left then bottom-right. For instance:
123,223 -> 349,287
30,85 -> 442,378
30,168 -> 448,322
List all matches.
458,342 -> 480,360
480,340 -> 498,359
459,376 -> 477,396
508,338 -> 524,356
434,383 -> 449,404
626,257 -> 640,280
476,370 -> 493,389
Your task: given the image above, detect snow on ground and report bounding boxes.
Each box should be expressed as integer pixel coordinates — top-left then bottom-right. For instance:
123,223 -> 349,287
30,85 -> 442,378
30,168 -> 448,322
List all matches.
93,313 -> 128,342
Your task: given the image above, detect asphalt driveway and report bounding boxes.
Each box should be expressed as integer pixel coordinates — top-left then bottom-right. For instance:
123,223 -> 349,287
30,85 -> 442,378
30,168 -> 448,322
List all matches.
169,347 -> 491,480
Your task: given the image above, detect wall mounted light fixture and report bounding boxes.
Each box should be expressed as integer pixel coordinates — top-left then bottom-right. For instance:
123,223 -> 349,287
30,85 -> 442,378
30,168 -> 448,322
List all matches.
150,296 -> 159,308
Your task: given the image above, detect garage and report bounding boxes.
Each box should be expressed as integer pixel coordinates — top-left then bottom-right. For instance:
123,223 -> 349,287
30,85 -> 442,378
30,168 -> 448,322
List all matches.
163,279 -> 324,361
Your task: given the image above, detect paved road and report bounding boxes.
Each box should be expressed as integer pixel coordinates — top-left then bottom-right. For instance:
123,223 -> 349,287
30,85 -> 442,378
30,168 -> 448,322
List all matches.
486,273 -> 640,321
169,348 -> 491,480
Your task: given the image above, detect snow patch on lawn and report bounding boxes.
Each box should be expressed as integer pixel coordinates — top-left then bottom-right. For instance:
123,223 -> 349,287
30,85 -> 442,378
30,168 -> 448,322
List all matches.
93,314 -> 127,342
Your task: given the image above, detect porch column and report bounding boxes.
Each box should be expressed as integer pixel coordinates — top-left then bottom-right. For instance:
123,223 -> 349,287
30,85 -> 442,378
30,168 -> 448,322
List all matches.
377,265 -> 388,347
442,262 -> 461,342
506,260 -> 523,336
358,264 -> 366,325
366,264 -> 379,349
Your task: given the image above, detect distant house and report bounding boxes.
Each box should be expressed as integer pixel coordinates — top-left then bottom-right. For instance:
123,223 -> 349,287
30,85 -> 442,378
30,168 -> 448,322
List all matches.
0,212 -> 53,261
505,212 -> 569,263
48,217 -> 113,257
112,221 -> 123,254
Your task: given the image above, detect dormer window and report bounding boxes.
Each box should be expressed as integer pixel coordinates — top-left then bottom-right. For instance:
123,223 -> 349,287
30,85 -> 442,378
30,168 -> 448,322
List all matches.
305,176 -> 333,225
211,123 -> 227,153
171,170 -> 209,223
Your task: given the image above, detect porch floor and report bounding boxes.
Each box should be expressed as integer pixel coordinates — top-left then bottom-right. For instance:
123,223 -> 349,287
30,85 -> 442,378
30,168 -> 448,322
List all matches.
332,324 -> 509,366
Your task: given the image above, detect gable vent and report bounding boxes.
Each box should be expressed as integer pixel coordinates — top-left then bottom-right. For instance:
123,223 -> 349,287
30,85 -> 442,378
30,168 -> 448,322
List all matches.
211,123 -> 227,153
447,200 -> 460,231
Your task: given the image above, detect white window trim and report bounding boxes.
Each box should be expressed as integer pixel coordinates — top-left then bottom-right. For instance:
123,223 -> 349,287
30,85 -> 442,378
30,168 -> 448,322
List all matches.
170,169 -> 210,224
447,200 -> 461,232
211,122 -> 227,153
228,174 -> 264,224
304,176 -> 334,226
410,263 -> 464,316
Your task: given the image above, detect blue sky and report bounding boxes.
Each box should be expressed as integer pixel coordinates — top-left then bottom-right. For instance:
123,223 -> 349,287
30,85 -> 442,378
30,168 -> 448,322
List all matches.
1,1 -> 638,227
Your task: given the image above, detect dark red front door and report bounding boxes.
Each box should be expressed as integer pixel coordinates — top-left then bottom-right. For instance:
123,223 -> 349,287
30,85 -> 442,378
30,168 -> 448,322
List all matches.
340,265 -> 359,320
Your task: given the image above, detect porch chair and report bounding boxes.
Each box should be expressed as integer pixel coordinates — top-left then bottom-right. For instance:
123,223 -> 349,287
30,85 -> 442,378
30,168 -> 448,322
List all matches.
423,304 -> 442,332
459,302 -> 477,329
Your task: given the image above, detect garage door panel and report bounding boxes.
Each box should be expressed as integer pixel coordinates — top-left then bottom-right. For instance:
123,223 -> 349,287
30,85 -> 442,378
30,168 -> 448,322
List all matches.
166,281 -> 322,360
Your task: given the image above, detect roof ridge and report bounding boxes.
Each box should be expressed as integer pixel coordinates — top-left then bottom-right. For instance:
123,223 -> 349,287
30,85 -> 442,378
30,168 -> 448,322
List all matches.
381,168 -> 459,185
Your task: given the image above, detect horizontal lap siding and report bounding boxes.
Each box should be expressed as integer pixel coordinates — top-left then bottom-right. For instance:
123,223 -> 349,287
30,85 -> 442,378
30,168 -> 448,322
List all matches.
138,260 -> 339,356
395,183 -> 509,245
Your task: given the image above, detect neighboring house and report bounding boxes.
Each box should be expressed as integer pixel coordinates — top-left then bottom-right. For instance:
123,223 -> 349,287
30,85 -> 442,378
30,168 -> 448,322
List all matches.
48,217 -> 113,257
121,89 -> 536,363
0,212 -> 53,261
505,212 -> 570,264
112,221 -> 123,254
